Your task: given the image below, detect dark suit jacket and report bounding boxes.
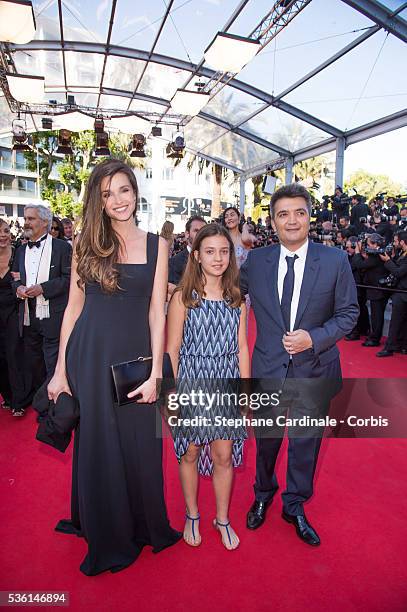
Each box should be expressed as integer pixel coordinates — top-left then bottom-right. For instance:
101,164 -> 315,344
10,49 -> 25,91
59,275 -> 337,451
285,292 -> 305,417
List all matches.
168,248 -> 189,285
384,252 -> 407,291
350,202 -> 370,231
240,241 -> 358,395
353,253 -> 387,300
12,238 -> 72,337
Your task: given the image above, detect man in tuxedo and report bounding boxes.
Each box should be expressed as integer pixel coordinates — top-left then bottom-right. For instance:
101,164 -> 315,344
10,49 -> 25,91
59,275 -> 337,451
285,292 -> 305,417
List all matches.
12,205 -> 72,401
240,183 -> 358,546
168,215 -> 206,296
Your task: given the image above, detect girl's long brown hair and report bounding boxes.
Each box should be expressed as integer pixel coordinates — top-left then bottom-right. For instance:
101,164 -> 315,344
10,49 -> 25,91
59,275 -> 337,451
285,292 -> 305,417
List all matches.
178,223 -> 242,308
75,159 -> 138,293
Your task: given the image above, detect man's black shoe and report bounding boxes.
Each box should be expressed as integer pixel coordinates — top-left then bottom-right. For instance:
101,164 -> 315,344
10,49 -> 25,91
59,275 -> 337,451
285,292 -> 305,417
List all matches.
247,499 -> 272,530
345,333 -> 360,341
376,349 -> 393,357
282,511 -> 320,546
362,340 -> 380,347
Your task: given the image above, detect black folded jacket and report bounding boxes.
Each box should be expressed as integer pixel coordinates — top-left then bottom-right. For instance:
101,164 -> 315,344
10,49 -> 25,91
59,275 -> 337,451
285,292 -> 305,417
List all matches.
36,391 -> 80,453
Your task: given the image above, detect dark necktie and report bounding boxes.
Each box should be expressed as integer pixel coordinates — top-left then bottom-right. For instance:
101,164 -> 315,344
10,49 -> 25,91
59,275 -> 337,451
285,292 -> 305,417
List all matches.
28,235 -> 47,249
281,254 -> 298,332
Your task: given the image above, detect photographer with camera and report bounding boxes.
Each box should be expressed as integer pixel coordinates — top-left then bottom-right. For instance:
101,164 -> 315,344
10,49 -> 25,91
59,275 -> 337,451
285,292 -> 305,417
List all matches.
350,195 -> 370,233
345,237 -> 370,340
383,197 -> 399,217
376,230 -> 407,357
332,187 -> 350,223
338,216 -> 356,236
399,207 -> 407,230
353,233 -> 390,347
371,212 -> 393,244
316,199 -> 333,223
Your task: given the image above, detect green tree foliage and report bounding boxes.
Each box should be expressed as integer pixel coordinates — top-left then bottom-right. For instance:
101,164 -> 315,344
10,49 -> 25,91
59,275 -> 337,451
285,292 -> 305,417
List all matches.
344,170 -> 404,201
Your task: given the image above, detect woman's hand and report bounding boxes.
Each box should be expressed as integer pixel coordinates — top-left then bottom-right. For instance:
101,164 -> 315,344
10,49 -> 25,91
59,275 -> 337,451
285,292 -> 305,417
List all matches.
127,376 -> 158,403
47,371 -> 72,402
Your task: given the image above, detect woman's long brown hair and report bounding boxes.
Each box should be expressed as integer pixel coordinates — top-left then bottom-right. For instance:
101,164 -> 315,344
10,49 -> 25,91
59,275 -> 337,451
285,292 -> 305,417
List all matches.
178,223 -> 242,308
75,159 -> 138,293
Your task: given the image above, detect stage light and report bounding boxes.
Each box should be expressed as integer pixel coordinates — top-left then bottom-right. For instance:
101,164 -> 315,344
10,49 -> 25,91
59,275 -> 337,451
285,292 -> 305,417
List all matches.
151,126 -> 162,137
130,133 -> 146,158
12,118 -> 30,151
166,128 -> 186,159
0,0 -> 36,44
170,89 -> 209,116
6,73 -> 45,103
94,131 -> 110,157
56,129 -> 73,155
94,118 -> 105,133
41,117 -> 52,130
204,32 -> 260,73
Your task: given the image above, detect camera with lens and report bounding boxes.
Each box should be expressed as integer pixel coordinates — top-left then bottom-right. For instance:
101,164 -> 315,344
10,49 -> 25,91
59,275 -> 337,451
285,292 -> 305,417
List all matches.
378,274 -> 397,288
365,243 -> 393,256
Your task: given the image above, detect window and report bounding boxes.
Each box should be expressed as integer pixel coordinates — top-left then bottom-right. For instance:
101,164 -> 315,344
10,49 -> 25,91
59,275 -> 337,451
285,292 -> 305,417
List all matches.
18,178 -> 36,192
0,148 -> 12,169
15,151 -> 28,170
0,174 -> 13,190
162,168 -> 174,181
145,168 -> 153,179
137,197 -> 150,214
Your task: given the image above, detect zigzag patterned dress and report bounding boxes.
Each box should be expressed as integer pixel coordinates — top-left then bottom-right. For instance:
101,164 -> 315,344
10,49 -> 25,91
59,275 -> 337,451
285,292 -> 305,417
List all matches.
173,297 -> 247,476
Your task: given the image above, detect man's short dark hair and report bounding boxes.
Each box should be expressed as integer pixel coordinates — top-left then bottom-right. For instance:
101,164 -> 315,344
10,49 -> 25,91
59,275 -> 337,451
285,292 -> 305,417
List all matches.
368,233 -> 384,245
185,215 -> 206,233
270,183 -> 312,219
61,217 -> 73,225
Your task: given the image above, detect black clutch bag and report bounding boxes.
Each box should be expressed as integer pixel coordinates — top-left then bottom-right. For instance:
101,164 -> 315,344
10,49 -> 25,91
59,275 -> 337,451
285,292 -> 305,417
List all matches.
111,353 -> 174,406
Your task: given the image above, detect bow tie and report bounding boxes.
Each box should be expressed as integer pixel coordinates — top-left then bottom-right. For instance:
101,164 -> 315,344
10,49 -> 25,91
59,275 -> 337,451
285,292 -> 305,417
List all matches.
28,235 -> 47,249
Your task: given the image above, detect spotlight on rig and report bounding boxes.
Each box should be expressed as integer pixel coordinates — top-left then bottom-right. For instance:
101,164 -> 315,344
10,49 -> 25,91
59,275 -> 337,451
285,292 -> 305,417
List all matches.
130,133 -> 146,157
151,125 -> 162,137
94,118 -> 105,133
41,117 -> 52,130
94,131 -> 110,156
11,118 -> 30,151
166,128 -> 185,159
56,129 -> 73,155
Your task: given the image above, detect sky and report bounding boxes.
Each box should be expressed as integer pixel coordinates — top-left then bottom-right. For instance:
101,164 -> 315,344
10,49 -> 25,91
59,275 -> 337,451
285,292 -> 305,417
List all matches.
344,127 -> 407,189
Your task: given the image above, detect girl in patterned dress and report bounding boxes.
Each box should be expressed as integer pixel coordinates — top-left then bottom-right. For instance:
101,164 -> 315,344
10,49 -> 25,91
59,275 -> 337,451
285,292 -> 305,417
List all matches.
167,224 -> 249,551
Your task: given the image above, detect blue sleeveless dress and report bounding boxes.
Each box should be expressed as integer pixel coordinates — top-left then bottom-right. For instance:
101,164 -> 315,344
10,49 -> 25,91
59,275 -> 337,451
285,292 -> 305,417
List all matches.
173,297 -> 247,476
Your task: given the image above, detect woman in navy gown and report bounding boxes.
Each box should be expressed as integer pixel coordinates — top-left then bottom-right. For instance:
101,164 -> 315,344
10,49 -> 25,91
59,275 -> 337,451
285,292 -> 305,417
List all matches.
48,159 -> 181,575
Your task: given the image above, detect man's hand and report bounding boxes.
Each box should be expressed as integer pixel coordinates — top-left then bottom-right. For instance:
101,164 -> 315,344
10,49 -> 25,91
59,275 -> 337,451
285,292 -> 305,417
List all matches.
16,285 -> 29,299
25,284 -> 43,298
379,253 -> 390,262
282,330 -> 313,355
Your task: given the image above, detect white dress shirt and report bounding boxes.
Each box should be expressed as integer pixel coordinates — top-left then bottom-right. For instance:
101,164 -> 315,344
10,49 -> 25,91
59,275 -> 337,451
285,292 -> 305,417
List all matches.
277,240 -> 309,331
24,235 -> 47,287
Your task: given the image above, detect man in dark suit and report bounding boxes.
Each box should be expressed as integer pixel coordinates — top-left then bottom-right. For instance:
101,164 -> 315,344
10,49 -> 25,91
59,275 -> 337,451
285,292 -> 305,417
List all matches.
12,205 -> 72,401
350,195 -> 370,233
240,183 -> 358,546
168,215 -> 206,296
353,234 -> 388,347
376,230 -> 407,357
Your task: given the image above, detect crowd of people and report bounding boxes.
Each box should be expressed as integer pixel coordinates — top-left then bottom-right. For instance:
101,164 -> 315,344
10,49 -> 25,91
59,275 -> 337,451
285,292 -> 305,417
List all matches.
0,162 -> 404,576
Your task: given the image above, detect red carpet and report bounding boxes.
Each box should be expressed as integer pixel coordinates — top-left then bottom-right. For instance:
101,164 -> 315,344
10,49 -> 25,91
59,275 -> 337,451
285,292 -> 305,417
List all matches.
1,313 -> 406,611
